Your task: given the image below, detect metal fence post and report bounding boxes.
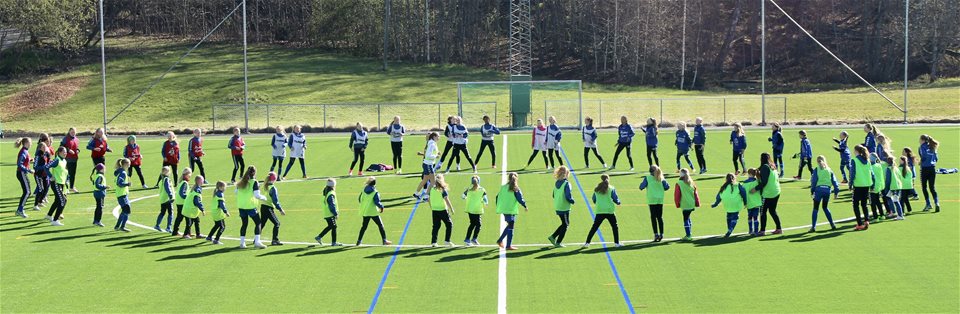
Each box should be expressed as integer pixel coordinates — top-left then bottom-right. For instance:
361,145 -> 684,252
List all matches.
323,105 -> 327,132
377,104 -> 382,130
495,101 -> 498,126
723,98 -> 727,124
599,99 -> 603,127
211,105 -> 216,131
437,103 -> 441,130
659,99 -> 664,126
267,104 -> 271,128
783,98 -> 787,123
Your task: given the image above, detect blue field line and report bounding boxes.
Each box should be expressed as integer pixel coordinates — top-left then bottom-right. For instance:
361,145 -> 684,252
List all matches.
558,146 -> 636,314
366,190 -> 425,313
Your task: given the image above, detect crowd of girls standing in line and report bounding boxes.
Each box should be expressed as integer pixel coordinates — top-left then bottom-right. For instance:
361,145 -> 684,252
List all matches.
9,121 -> 947,250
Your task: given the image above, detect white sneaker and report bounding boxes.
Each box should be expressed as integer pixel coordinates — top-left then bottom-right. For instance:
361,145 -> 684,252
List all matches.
239,242 -> 247,249
445,241 -> 455,247
142,184 -> 149,189
51,220 -> 64,226
614,243 -> 624,247
396,169 -> 402,175
430,243 -> 438,247
472,240 -> 480,246
457,164 -> 461,171
582,243 -> 590,248
254,242 -> 267,249
45,215 -> 52,221
33,205 -> 40,211
629,168 -> 634,171
464,241 -> 473,247
472,168 -> 478,174
603,164 -> 608,168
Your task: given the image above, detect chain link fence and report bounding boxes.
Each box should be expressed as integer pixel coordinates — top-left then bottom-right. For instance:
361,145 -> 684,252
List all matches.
211,102 -> 498,131
543,96 -> 788,127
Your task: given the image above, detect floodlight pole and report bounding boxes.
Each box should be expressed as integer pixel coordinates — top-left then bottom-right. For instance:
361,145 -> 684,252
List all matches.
242,0 -> 250,132
903,0 -> 909,124
99,0 -> 107,132
760,0 -> 766,126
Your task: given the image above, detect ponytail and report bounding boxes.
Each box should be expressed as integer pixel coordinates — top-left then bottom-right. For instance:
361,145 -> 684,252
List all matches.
922,134 -> 939,151
679,168 -> 695,188
854,145 -> 868,158
237,166 -> 256,189
507,172 -> 519,192
13,137 -> 30,149
718,173 -> 736,195
816,155 -> 828,169
594,174 -> 611,194
650,165 -> 665,182
899,156 -> 910,178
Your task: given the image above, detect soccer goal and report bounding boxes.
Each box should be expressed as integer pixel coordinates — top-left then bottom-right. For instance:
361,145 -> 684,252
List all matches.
457,80 -> 583,129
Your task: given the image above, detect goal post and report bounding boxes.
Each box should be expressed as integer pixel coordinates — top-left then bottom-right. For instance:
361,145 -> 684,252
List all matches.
457,80 -> 583,129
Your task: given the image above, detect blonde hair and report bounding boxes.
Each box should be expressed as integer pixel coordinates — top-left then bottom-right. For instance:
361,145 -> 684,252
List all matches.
732,123 -> 744,137
816,155 -> 828,169
115,158 -> 130,169
506,172 -> 520,192
469,175 -> 481,191
166,131 -> 178,143
772,122 -> 781,131
36,142 -> 48,155
679,168 -> 695,187
553,165 -> 570,180
594,174 -> 611,194
365,176 -> 377,186
877,133 -> 891,152
649,165 -> 665,182
160,166 -> 172,176
921,134 -> 939,151
180,167 -> 193,182
677,121 -> 687,131
433,174 -> 448,191
14,137 -> 30,149
193,175 -> 204,189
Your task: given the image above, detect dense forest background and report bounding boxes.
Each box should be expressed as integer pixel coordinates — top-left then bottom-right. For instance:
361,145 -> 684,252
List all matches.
2,0 -> 958,89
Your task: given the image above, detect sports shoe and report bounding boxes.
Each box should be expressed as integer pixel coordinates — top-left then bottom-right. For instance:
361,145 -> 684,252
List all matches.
382,240 -> 393,245
358,171 -> 364,176
15,211 -> 26,218
471,240 -> 480,246
348,170 -> 353,176
314,236 -> 323,245
203,180 -> 209,184
271,240 -> 283,246
142,184 -> 149,189
854,225 -> 865,231
331,242 -> 343,247
602,164 -> 608,168
154,225 -> 162,231
456,164 -> 461,171
301,176 -> 307,179
212,240 -> 223,245
792,176 -> 801,180
554,243 -> 565,248
119,228 -> 130,232
492,165 -> 497,169
629,168 -> 634,171
581,243 -> 590,248
681,236 -> 693,241
254,242 -> 267,249
808,228 -> 816,233
94,222 -> 104,227
164,228 -> 172,233
472,168 -> 478,174
699,168 -> 707,174
863,221 -> 870,230
771,229 -> 783,235
51,220 -> 64,226
614,243 -> 624,248
724,231 -> 733,237
445,241 -> 455,247
841,179 -> 848,184
172,232 -> 181,237
45,215 -> 52,221
205,236 -> 213,241
70,188 -> 79,193
431,243 -> 438,248
935,205 -> 941,213
547,235 -> 557,246
239,242 -> 247,249
196,233 -> 206,239
506,246 -> 519,250
396,169 -> 402,175
182,234 -> 193,239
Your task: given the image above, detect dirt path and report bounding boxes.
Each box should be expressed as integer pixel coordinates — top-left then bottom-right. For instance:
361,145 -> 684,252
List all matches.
0,77 -> 89,120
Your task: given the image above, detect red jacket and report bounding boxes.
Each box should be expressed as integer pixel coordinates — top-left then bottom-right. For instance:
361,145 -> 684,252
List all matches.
87,138 -> 109,158
673,183 -> 701,208
60,136 -> 79,160
189,137 -> 204,158
229,136 -> 245,156
162,140 -> 180,165
124,144 -> 142,166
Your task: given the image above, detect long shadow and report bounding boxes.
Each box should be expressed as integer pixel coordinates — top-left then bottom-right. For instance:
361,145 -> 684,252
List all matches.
257,246 -> 316,257
790,225 -> 858,243
757,231 -> 809,242
384,200 -> 413,209
87,233 -> 146,243
22,226 -> 87,236
535,247 -> 587,259
0,219 -> 35,227
297,246 -> 348,257
435,249 -> 498,262
125,237 -> 180,249
365,247 -> 426,259
148,241 -> 205,253
0,221 -> 46,232
693,235 -> 755,247
157,247 -> 238,261
406,247 -> 461,258
381,196 -> 411,202
108,234 -> 173,247
32,232 -> 103,243
580,241 -> 666,254
505,246 -> 552,258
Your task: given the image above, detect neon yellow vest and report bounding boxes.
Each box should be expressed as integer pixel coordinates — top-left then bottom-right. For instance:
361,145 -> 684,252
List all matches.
496,184 -> 519,215
236,181 -> 258,210
678,181 -> 697,210
594,188 -> 616,214
901,167 -> 914,189
719,184 -> 744,213
115,172 -> 129,198
174,181 -> 189,205
644,175 -> 666,205
464,188 -> 486,214
321,191 -> 337,218
852,158 -> 873,188
261,185 -> 278,209
210,192 -> 227,221
871,163 -> 885,192
761,167 -> 781,198
429,188 -> 448,211
49,157 -> 68,185
159,177 -> 173,203
553,181 -> 572,211
181,187 -> 202,219
814,167 -> 833,187
887,165 -> 903,190
359,189 -> 380,217
742,180 -> 763,209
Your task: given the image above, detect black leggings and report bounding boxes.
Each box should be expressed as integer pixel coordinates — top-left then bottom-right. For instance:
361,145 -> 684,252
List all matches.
676,151 -> 693,170
476,140 -> 496,166
431,210 -> 453,243
760,195 -> 781,232
350,147 -> 366,171
231,155 -> 245,182
852,187 -> 870,225
208,220 -> 226,241
34,173 -> 49,207
318,217 -> 338,243
259,205 -> 281,241
446,144 -> 475,170
920,166 -> 938,205
283,157 -> 306,177
65,159 -> 78,189
16,171 -> 30,213
46,183 -> 67,220
611,143 -> 633,168
157,201 -> 173,228
585,213 -> 619,244
796,157 -> 813,178
183,217 -> 200,236
128,165 -> 145,186
358,216 -> 387,243
239,208 -> 262,237
694,144 -> 706,170
870,193 -> 886,217
439,141 -> 459,165
649,204 -> 664,235
646,146 -> 659,166
465,213 -> 482,242
525,150 -> 548,168
93,196 -> 104,223
548,148 -> 563,168
158,162 -> 178,186
550,212 -> 570,244
189,157 -> 206,179
172,204 -> 185,234
270,156 -> 284,173
732,151 -> 745,173
583,147 -> 605,168
391,141 -> 403,169
899,190 -> 913,213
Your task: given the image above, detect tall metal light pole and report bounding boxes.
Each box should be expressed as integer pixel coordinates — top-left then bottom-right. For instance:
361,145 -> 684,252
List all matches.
903,0 -> 909,123
760,0 -> 766,125
383,0 -> 391,71
99,0 -> 108,132
242,0 -> 249,132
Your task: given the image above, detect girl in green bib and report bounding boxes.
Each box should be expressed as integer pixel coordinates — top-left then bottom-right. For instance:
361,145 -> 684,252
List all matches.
155,166 -> 175,232
548,166 -> 575,247
848,145 -> 874,230
742,169 -> 763,235
259,172 -> 286,246
90,163 -> 108,227
357,177 -> 392,246
710,173 -> 747,237
181,175 -> 205,239
673,169 -> 700,241
897,156 -> 914,215
428,174 -> 456,247
113,158 -> 133,232
753,153 -> 782,235
496,172 -> 528,250
171,168 -> 192,236
235,166 -> 267,249
45,147 -> 69,226
808,156 -> 840,232
315,178 -> 342,246
584,174 -> 622,247
639,165 -> 670,242
868,153 -> 886,221
461,175 -> 488,246
882,156 -> 905,220
206,181 -> 229,244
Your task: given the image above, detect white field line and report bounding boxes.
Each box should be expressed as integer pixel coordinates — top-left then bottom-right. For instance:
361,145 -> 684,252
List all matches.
497,135 -> 508,314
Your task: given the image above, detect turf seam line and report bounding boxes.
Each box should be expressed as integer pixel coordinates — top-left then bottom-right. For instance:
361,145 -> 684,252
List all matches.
557,144 -> 636,314
497,135 -> 508,314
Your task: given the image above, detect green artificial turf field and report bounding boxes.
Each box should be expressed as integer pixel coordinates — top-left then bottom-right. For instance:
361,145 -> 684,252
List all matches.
1,125 -> 958,312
